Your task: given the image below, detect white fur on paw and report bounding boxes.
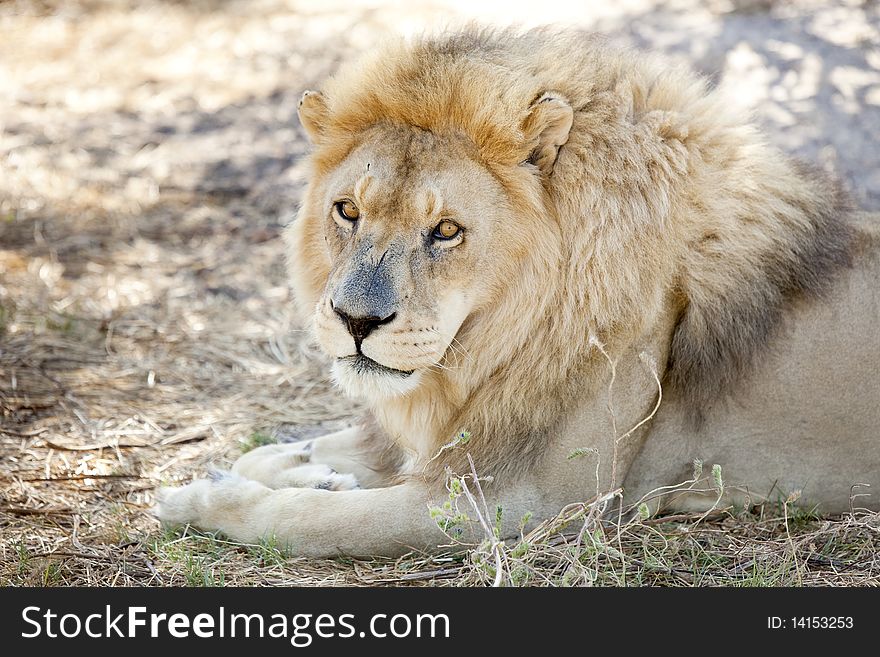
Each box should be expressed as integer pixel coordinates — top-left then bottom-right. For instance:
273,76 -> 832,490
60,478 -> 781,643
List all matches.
153,471 -> 248,526
231,442 -> 359,490
231,441 -> 313,481
154,479 -> 213,526
273,464 -> 359,491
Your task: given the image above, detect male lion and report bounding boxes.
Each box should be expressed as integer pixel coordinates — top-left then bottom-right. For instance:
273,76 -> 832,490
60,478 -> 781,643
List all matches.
157,29 -> 880,557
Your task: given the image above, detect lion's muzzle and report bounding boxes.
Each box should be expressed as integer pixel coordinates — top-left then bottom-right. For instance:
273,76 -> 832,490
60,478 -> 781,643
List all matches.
331,301 -> 396,351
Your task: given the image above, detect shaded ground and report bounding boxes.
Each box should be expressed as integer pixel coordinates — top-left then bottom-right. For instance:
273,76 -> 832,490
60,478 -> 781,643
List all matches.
1,0 -> 878,586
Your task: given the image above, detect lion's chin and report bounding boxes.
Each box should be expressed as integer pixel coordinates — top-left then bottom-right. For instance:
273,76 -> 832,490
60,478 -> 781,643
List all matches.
330,355 -> 423,401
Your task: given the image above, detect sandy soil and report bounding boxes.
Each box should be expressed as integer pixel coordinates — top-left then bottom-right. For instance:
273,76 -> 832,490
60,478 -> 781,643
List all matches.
1,0 -> 878,585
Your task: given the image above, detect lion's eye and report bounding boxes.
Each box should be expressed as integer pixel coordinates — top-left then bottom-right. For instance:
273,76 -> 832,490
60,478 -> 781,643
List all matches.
334,200 -> 360,221
432,220 -> 461,240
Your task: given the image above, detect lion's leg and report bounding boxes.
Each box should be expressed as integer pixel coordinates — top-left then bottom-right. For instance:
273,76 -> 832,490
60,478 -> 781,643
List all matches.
156,476 -> 447,557
231,427 -> 395,490
155,469 -> 609,557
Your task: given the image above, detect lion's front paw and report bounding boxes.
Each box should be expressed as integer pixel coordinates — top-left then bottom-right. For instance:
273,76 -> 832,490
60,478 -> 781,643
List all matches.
154,478 -> 216,527
154,471 -> 265,529
232,442 -> 310,481
272,463 -> 360,491
153,472 -> 290,543
231,442 -> 360,490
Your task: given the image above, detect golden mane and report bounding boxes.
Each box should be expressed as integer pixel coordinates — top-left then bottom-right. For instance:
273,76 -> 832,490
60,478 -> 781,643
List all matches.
314,30 -> 536,171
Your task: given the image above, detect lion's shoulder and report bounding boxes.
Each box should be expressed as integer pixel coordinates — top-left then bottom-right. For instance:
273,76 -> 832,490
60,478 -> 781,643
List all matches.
666,160 -> 859,420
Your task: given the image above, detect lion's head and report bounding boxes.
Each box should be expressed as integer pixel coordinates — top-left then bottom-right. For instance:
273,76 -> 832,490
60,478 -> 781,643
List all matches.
303,124 -> 511,400
286,43 -> 574,402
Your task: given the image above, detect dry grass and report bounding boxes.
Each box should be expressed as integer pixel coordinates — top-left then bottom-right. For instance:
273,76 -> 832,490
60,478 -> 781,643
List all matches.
2,0 -> 879,586
430,466 -> 880,586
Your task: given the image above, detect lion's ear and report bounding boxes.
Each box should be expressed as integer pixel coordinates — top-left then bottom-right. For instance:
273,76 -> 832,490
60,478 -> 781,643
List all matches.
522,93 -> 574,175
298,90 -> 329,144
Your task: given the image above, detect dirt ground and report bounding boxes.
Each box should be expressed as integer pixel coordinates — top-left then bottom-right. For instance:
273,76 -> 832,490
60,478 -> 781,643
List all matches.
1,0 -> 878,586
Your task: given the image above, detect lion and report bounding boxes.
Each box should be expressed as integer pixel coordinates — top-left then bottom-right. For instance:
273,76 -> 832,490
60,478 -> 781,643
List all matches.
157,28 -> 880,557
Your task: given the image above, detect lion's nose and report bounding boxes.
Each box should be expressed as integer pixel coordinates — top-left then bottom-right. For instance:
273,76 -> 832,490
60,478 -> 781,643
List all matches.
332,301 -> 396,347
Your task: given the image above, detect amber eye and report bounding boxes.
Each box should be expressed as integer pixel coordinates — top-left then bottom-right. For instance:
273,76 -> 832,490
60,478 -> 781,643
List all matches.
334,200 -> 360,221
432,220 -> 461,240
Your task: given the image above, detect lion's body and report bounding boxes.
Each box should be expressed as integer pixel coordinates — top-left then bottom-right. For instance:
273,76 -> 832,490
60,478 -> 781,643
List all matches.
157,29 -> 880,556
629,216 -> 880,513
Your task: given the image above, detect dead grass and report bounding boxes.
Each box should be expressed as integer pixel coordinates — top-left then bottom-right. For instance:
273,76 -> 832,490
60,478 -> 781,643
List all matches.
2,0 -> 879,586
4,473 -> 878,586
436,479 -> 880,586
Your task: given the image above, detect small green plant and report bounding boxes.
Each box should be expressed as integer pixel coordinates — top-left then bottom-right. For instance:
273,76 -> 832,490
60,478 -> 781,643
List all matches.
0,304 -> 10,335
509,541 -> 530,559
430,430 -> 471,462
109,503 -> 133,544
42,562 -> 63,586
774,492 -> 820,530
428,475 -> 471,535
247,536 -> 287,567
183,553 -> 223,587
568,447 -> 598,460
45,313 -> 75,334
240,431 -> 276,453
15,541 -> 31,579
151,529 -> 228,587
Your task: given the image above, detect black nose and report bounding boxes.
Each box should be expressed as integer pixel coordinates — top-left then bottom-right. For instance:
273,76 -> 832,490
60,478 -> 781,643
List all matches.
332,302 -> 396,347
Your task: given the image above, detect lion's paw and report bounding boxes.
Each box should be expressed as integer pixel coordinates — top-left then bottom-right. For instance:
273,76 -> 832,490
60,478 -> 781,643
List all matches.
231,441 -> 359,490
154,477 -> 216,527
153,471 -> 268,529
155,465 -> 358,530
232,441 -> 312,479
268,463 -> 360,491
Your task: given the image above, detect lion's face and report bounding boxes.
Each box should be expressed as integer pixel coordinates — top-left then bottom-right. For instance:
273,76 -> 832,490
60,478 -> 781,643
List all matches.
309,124 -> 515,400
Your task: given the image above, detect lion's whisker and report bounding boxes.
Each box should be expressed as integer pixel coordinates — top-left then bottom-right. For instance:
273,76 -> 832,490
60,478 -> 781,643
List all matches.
425,327 -> 470,366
